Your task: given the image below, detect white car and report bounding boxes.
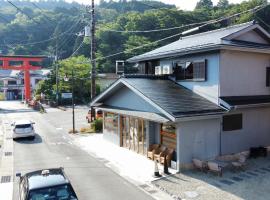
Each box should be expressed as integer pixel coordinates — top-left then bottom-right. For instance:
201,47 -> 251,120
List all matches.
12,120 -> 36,139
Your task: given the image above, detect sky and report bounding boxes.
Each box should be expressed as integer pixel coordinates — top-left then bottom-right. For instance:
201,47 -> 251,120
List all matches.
68,0 -> 246,11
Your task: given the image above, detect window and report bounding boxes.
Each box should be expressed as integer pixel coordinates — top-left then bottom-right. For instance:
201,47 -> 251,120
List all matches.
266,67 -> 270,87
174,60 -> 207,81
104,112 -> 118,132
160,124 -> 176,150
8,80 -> 17,85
28,184 -> 78,200
223,114 -> 243,131
161,124 -> 176,135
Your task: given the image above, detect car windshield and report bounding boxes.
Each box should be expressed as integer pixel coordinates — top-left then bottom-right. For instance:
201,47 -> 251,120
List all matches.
28,184 -> 77,200
15,124 -> 32,129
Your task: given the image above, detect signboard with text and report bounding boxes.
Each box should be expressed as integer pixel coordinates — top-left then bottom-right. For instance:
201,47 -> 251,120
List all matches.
61,93 -> 72,99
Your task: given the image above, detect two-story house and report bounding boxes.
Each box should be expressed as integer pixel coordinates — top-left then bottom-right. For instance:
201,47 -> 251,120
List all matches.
0,69 -> 50,100
90,21 -> 270,170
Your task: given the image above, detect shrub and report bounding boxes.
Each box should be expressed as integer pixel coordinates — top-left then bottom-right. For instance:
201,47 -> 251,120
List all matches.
0,93 -> 5,100
92,118 -> 103,132
35,94 -> 41,101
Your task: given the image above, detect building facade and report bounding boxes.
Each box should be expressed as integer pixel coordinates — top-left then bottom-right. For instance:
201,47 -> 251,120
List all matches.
91,21 -> 270,170
0,69 -> 50,100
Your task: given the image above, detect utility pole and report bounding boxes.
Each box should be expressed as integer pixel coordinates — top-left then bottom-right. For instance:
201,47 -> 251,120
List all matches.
90,0 -> 96,121
55,33 -> 59,106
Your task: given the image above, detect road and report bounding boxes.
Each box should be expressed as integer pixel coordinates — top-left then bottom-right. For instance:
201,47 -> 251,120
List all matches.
0,101 -> 154,200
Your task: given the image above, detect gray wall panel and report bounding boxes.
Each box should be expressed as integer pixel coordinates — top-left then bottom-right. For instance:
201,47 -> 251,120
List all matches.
221,107 -> 270,154
177,118 -> 220,165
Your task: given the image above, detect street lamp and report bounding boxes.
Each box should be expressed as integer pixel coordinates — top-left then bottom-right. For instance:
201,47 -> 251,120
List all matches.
64,69 -> 76,133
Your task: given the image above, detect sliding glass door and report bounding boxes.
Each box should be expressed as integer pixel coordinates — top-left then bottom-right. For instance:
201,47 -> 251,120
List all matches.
121,116 -> 146,155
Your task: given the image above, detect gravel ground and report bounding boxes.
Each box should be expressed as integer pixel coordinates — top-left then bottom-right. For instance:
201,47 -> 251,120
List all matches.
152,156 -> 270,200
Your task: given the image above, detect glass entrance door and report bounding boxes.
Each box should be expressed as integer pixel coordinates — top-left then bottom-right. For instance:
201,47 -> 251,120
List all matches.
121,116 -> 146,155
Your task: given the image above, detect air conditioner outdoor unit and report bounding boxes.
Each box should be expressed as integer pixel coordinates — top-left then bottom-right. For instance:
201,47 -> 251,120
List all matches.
162,65 -> 172,74
116,60 -> 125,75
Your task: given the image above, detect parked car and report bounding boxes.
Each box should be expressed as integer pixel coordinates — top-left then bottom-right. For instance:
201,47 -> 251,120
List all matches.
12,120 -> 35,140
86,109 -> 102,123
16,168 -> 78,200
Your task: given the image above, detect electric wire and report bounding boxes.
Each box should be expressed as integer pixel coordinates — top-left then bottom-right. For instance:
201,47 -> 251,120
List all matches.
31,2 -> 55,23
100,2 -> 269,33
1,18 -> 83,47
78,31 -> 183,64
82,3 -> 270,63
56,19 -> 84,52
7,0 -> 41,25
70,39 -> 85,57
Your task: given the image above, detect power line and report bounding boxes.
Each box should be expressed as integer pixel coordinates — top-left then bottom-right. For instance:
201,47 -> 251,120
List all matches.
31,2 -> 55,23
99,2 -> 269,34
95,32 -> 181,61
81,3 -> 270,63
77,31 -> 183,64
70,38 -> 85,57
56,19 -> 83,52
1,18 -> 83,47
7,0 -> 40,25
99,22 -> 204,33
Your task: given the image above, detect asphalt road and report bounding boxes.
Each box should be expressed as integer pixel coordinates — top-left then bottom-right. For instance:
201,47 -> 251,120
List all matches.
0,101 -> 154,200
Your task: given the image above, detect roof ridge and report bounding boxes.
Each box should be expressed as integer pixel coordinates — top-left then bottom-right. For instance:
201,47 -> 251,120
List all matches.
180,21 -> 254,40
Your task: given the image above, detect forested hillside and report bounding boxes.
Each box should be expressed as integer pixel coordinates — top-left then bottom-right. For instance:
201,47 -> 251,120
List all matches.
0,0 -> 269,73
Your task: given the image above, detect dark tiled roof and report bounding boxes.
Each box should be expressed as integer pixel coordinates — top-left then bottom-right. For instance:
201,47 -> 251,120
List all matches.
122,78 -> 225,118
220,95 -> 270,106
127,21 -> 267,63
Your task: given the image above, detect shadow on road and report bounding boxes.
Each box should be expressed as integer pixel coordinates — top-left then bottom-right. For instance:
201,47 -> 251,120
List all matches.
13,134 -> 43,144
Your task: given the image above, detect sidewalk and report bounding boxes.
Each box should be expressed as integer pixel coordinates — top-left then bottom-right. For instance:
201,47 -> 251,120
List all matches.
73,134 -> 177,184
0,119 -> 13,200
72,133 -> 176,200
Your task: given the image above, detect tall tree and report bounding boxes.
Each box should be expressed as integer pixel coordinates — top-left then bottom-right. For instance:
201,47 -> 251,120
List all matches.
195,0 -> 213,9
217,0 -> 229,8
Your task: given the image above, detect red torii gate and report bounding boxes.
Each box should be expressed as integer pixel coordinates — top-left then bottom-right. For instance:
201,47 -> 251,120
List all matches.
0,55 -> 46,101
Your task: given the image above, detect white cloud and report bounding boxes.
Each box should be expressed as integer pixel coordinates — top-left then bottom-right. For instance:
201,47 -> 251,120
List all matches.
69,0 -> 246,11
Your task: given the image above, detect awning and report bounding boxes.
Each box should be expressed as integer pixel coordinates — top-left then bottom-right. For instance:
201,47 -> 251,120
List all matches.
220,95 -> 270,109
96,105 -> 170,123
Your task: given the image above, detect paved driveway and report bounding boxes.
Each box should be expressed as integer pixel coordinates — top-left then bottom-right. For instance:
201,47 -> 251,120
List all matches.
153,156 -> 270,200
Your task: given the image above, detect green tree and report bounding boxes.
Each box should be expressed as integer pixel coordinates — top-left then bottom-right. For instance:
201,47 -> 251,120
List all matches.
217,0 -> 229,8
195,0 -> 213,9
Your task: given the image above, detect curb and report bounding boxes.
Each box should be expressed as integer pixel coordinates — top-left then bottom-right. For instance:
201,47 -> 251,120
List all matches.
57,106 -> 66,111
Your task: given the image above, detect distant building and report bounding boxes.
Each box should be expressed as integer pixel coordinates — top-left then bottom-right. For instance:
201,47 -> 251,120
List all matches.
0,69 -> 50,100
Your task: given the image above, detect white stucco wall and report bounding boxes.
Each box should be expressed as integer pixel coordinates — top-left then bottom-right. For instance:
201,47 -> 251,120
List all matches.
160,52 -> 220,104
221,107 -> 270,154
220,50 -> 270,97
176,118 -> 221,166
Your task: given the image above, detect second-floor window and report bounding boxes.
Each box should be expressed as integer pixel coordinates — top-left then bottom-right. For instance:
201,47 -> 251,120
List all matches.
174,59 -> 207,81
